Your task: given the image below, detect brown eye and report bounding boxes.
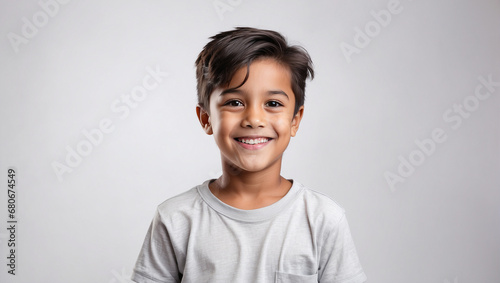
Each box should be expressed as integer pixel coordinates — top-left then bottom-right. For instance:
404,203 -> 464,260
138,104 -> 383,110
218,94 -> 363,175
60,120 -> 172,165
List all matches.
224,100 -> 243,107
266,101 -> 283,107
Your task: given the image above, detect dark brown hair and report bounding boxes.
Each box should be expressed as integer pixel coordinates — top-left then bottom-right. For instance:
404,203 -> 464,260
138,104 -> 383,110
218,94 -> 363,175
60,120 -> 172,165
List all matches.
195,27 -> 314,115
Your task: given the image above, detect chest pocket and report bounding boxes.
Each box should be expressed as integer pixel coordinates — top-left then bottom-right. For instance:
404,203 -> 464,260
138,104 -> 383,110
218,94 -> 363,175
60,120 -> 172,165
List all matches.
275,271 -> 318,283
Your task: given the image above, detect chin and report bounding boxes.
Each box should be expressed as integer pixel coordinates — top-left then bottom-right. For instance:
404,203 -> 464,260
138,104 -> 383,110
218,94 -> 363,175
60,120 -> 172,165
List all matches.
226,160 -> 266,173
241,160 -> 278,173
236,164 -> 265,172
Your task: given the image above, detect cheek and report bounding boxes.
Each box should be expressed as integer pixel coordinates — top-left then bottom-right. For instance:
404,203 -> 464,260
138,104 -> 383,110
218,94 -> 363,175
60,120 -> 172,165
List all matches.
272,117 -> 293,135
213,115 -> 237,137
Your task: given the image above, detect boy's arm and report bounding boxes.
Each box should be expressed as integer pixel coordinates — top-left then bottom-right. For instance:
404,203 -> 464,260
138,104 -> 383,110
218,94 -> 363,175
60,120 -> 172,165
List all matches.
318,213 -> 367,283
131,210 -> 182,283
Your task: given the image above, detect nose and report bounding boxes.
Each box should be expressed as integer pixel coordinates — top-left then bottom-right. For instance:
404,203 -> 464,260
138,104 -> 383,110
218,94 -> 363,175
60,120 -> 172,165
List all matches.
241,104 -> 265,128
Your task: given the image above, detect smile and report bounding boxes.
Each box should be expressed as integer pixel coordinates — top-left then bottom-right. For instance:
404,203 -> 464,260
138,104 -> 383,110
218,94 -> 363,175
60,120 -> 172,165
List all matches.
234,137 -> 273,150
235,137 -> 270,145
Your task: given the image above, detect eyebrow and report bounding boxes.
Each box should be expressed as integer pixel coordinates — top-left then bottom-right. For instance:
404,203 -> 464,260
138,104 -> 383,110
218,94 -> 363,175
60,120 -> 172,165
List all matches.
219,89 -> 289,100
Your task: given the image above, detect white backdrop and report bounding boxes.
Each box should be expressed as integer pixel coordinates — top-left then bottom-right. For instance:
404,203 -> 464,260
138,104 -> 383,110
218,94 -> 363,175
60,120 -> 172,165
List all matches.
1,0 -> 499,282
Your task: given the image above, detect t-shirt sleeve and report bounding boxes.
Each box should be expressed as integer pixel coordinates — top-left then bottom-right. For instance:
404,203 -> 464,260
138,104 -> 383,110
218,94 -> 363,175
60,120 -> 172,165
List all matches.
318,213 -> 367,283
131,209 -> 181,283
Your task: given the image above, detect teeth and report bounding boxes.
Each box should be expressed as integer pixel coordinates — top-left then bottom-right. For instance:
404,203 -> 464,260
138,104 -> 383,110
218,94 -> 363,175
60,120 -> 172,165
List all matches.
238,138 -> 269,145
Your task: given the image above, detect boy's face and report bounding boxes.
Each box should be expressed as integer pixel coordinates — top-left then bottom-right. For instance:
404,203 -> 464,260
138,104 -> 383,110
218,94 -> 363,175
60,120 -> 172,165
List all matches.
197,58 -> 304,173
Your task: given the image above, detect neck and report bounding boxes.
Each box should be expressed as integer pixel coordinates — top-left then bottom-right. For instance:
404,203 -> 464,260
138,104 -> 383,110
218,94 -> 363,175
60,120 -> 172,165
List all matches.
213,158 -> 289,199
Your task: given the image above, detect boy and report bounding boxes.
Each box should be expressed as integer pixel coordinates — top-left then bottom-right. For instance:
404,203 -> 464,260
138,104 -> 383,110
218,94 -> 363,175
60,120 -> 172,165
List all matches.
132,27 -> 367,283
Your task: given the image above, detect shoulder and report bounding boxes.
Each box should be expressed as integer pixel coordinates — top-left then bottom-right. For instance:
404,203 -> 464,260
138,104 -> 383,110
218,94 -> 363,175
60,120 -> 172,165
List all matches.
155,184 -> 205,226
296,182 -> 347,227
158,186 -> 200,211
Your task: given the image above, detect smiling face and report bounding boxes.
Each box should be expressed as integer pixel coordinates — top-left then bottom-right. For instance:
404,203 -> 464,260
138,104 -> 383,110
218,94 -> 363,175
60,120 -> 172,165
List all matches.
197,58 -> 304,174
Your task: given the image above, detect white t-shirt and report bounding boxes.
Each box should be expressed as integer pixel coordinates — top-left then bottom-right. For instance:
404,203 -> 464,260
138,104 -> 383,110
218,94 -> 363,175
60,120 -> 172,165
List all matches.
132,180 -> 367,283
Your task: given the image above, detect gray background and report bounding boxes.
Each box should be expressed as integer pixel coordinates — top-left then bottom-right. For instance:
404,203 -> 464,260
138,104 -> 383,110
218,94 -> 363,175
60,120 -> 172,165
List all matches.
1,0 -> 499,282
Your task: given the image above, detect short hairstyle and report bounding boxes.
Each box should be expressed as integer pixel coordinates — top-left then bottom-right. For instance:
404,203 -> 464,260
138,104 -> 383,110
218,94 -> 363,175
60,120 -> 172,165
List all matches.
195,27 -> 314,115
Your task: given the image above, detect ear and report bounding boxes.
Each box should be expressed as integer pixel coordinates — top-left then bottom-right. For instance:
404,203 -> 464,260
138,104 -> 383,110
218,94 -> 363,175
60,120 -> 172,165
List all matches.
196,104 -> 213,135
290,106 -> 304,137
